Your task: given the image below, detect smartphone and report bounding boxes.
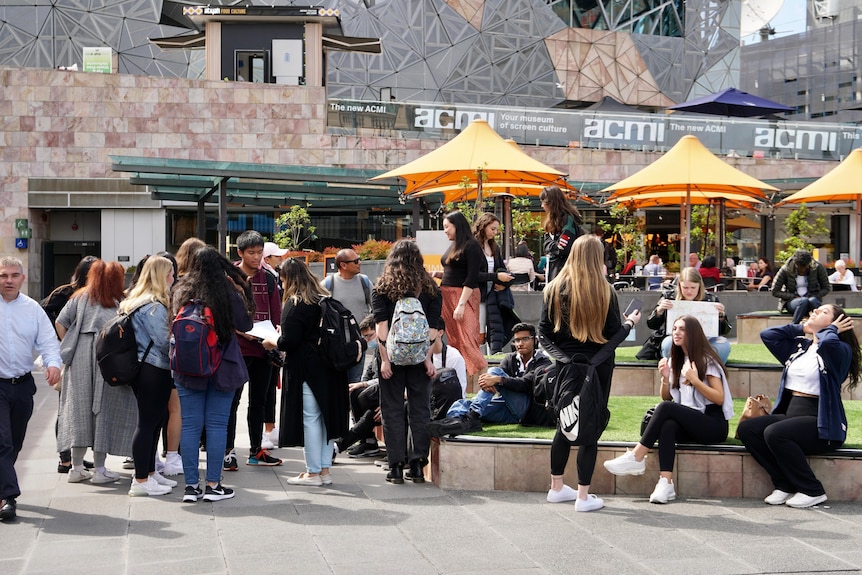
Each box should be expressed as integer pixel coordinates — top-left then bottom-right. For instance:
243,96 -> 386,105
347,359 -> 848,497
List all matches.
624,298 -> 643,317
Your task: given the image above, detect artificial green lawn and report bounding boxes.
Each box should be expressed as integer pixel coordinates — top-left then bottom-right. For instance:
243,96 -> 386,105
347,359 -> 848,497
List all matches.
474,396 -> 862,448
615,343 -> 781,366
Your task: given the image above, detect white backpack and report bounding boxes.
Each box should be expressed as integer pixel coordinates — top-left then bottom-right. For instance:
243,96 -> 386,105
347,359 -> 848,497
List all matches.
386,296 -> 430,366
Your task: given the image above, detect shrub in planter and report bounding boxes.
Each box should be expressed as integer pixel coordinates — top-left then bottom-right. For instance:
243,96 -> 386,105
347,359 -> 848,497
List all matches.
353,239 -> 393,261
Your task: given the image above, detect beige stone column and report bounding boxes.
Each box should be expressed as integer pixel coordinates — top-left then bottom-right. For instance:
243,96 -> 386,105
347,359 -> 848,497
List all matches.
305,22 -> 322,87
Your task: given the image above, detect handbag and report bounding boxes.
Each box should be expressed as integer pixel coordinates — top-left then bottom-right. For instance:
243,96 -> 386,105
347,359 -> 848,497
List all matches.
640,403 -> 661,435
734,394 -> 773,438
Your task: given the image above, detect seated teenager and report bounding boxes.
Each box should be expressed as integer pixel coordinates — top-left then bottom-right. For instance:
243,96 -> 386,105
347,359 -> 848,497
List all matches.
334,316 -> 382,458
604,315 -> 733,504
428,322 -> 552,436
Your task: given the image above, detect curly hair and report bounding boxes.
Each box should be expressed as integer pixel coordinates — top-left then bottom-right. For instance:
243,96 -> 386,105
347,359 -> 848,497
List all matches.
171,247 -> 253,343
376,239 -> 439,301
76,260 -> 125,308
540,185 -> 582,234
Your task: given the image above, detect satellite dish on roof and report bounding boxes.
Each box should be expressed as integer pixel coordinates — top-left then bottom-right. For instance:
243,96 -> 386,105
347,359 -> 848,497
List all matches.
740,0 -> 785,36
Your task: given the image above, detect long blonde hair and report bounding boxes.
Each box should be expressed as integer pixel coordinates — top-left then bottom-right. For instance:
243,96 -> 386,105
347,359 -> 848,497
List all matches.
120,255 -> 172,313
675,267 -> 706,300
280,258 -> 328,305
543,235 -> 611,343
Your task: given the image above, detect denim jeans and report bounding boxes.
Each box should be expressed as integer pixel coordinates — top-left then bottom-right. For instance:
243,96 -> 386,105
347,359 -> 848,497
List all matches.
661,335 -> 731,365
446,367 -> 530,424
302,382 -> 334,474
176,382 -> 234,485
787,296 -> 821,324
346,350 -> 366,384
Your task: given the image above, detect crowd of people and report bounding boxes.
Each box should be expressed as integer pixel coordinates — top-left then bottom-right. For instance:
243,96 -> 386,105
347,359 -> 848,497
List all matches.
0,187 -> 859,521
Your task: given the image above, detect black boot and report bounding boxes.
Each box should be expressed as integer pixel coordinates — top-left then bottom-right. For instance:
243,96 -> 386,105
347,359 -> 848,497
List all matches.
405,460 -> 426,483
386,462 -> 404,484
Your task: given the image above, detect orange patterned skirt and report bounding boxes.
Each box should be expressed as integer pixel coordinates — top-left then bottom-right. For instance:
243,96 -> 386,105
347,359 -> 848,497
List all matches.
440,286 -> 487,376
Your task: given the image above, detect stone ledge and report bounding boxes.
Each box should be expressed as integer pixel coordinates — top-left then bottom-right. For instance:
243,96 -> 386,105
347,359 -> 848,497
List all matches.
430,437 -> 862,501
737,312 -> 862,344
612,363 -> 788,399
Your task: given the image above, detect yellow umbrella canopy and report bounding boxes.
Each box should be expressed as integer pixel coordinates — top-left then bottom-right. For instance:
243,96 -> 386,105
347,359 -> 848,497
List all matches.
410,181 -> 585,204
780,148 -> 862,260
780,148 -> 862,204
603,135 -> 776,199
605,190 -> 763,210
369,119 -> 570,196
601,135 -> 775,263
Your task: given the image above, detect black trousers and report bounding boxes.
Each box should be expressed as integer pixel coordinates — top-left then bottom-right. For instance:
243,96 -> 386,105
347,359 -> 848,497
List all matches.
339,384 -> 380,451
131,363 -> 173,480
379,363 -> 431,466
226,356 -> 272,454
737,396 -> 834,497
640,402 -> 728,471
0,374 -> 36,500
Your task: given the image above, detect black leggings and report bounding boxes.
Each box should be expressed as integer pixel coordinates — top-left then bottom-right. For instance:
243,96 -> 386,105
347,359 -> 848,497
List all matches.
640,401 -> 728,471
132,362 -> 173,480
737,396 -> 834,496
550,432 -> 597,485
226,356 -> 272,454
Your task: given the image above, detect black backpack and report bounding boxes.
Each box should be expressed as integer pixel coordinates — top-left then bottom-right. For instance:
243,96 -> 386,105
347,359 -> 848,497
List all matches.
96,308 -> 152,387
318,296 -> 366,372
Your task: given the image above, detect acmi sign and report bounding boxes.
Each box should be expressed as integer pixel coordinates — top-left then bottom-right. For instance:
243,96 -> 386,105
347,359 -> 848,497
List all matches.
413,107 -> 496,130
754,128 -> 838,152
582,119 -> 666,142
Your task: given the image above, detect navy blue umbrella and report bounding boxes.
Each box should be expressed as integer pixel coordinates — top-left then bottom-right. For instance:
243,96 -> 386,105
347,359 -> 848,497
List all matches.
668,87 -> 793,117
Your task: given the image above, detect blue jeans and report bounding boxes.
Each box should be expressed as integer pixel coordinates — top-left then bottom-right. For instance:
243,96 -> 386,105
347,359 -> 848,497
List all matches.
302,382 -> 334,474
176,382 -> 234,485
786,296 -> 821,324
661,335 -> 731,365
447,367 -> 531,424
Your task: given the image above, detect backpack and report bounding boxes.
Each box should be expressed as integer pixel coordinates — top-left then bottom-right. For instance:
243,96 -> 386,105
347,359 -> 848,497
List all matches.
170,300 -> 222,378
96,308 -> 153,387
318,296 -> 365,372
536,334 -> 620,445
430,342 -> 461,420
386,296 -> 430,366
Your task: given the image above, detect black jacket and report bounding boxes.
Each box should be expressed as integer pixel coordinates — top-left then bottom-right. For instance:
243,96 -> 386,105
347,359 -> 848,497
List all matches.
772,258 -> 831,304
496,349 -> 554,427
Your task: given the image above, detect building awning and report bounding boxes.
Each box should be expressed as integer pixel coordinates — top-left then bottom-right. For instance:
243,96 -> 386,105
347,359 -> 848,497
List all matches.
322,34 -> 381,54
149,32 -> 206,50
110,156 -> 405,210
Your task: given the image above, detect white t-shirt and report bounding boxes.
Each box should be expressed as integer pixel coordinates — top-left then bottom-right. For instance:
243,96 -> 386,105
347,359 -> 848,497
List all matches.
668,356 -> 734,420
433,344 -> 468,397
785,344 -> 822,396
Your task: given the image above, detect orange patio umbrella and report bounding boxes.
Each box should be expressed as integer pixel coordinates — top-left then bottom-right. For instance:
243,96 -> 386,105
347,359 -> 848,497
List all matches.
369,119 -> 571,206
602,134 -> 775,266
779,148 -> 862,261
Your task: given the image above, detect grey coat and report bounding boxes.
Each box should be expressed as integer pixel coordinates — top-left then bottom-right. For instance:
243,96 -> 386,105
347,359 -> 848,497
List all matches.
56,294 -> 138,456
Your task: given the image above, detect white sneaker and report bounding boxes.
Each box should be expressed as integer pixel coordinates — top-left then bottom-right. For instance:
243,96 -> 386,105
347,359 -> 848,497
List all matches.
152,470 -> 178,488
91,469 -> 120,484
163,453 -> 184,476
261,432 -> 275,450
155,454 -> 165,474
268,427 -> 280,444
764,489 -> 794,505
603,449 -> 646,476
649,477 -> 676,504
67,468 -> 93,483
575,494 -> 605,512
128,476 -> 172,497
786,492 -> 827,508
547,484 -> 578,503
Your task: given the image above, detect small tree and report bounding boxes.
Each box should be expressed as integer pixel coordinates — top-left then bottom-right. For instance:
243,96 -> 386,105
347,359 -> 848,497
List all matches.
598,203 -> 645,267
274,204 -> 316,251
689,204 -> 733,259
776,203 -> 829,264
510,197 -> 543,243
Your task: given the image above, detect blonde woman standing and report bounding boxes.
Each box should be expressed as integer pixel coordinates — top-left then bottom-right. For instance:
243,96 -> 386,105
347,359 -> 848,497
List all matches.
540,235 -> 640,511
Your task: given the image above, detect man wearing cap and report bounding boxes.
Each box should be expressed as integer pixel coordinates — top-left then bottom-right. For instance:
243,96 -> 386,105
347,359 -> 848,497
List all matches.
321,248 -> 373,383
772,249 -> 831,324
0,257 -> 62,521
260,242 -> 287,449
263,241 -> 288,277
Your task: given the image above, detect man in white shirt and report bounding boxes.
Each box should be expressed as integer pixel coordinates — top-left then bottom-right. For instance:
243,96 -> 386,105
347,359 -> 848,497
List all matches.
321,249 -> 372,383
0,257 -> 62,521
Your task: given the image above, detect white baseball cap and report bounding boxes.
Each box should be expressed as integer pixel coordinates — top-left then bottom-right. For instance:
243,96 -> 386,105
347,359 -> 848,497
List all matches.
263,242 -> 288,258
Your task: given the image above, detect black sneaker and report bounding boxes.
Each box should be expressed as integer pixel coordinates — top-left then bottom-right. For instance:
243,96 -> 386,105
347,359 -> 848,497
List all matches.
348,441 -> 381,458
203,483 -> 235,502
247,448 -> 282,466
427,411 -> 482,438
223,450 -> 238,471
183,485 -> 203,502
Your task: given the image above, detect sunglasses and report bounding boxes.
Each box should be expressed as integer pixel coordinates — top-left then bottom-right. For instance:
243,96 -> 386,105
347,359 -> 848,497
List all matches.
340,258 -> 361,265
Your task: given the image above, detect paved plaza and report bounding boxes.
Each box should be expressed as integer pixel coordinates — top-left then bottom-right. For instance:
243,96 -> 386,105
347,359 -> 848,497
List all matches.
4,379 -> 862,575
